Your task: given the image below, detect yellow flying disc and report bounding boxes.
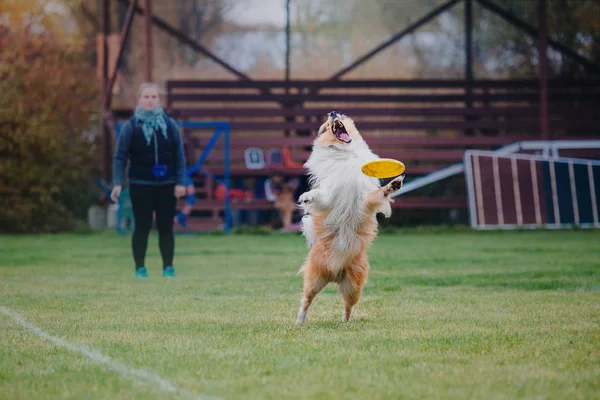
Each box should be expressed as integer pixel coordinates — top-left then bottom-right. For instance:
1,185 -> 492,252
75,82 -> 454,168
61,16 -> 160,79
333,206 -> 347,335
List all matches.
361,158 -> 406,179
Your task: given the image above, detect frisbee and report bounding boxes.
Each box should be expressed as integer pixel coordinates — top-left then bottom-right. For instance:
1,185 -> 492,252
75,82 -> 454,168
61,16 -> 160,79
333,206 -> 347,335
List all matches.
361,158 -> 406,179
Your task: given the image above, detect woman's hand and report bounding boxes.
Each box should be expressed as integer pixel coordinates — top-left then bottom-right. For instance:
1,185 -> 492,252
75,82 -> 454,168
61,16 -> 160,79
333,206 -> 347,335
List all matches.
174,185 -> 186,199
110,186 -> 122,202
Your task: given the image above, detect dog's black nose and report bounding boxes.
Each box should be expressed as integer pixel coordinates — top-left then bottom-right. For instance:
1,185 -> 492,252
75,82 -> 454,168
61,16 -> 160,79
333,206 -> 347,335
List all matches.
329,111 -> 337,118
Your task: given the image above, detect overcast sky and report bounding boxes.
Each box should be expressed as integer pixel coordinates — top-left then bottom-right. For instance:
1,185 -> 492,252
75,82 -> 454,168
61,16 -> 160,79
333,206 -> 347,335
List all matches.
228,0 -> 287,28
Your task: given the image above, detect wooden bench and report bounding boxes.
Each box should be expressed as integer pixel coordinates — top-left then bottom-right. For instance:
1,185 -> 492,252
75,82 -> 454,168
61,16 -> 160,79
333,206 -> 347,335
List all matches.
182,134 -> 531,179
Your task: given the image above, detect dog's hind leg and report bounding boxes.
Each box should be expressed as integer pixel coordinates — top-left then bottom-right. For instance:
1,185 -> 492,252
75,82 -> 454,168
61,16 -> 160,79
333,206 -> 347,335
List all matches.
339,257 -> 369,322
296,263 -> 329,324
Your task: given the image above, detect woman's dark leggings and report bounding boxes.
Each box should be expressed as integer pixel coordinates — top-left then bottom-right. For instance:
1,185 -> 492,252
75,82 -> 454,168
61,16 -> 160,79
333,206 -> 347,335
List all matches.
129,184 -> 176,270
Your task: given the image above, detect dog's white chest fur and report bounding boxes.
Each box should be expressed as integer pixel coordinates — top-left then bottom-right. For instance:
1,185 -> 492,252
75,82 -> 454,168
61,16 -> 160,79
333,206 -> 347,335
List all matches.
302,139 -> 381,256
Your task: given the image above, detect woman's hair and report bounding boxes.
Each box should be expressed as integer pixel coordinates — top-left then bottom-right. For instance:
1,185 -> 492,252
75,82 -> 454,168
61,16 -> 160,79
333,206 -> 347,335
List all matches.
137,82 -> 161,99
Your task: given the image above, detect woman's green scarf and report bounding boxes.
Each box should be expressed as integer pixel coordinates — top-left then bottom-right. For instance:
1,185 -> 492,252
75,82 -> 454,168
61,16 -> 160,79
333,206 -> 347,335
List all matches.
134,105 -> 168,145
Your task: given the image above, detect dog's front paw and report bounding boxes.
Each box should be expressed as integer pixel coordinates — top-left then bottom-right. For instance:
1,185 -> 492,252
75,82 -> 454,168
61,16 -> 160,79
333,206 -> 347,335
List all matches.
384,174 -> 405,196
298,189 -> 320,204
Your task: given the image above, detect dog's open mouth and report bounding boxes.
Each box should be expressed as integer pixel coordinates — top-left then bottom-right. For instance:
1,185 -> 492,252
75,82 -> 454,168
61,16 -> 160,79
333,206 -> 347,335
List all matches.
332,119 -> 351,143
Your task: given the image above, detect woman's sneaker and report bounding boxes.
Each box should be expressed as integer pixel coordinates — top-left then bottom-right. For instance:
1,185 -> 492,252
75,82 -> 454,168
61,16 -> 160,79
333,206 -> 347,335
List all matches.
135,266 -> 149,278
163,266 -> 176,278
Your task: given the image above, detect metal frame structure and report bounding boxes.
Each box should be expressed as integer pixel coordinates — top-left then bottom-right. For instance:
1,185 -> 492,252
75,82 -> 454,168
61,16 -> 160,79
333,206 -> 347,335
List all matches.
99,0 -> 600,182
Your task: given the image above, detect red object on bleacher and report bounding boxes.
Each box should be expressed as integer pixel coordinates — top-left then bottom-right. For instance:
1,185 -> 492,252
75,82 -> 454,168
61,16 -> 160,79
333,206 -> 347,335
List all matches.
282,145 -> 303,168
214,183 -> 253,201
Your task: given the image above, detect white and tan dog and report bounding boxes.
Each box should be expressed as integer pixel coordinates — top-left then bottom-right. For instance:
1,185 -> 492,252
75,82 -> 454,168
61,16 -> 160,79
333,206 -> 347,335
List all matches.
296,111 -> 404,324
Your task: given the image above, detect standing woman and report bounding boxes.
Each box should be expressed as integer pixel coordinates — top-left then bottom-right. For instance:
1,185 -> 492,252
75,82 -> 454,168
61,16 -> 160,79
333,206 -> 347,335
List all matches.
111,83 -> 187,278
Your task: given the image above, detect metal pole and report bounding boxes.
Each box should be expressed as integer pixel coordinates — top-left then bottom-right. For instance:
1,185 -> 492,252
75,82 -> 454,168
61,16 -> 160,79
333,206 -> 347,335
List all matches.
144,0 -> 153,82
104,0 -> 137,108
465,0 -> 474,136
284,0 -> 293,137
102,0 -> 112,182
538,0 -> 549,140
285,0 -> 291,85
465,0 -> 473,85
224,124 -> 231,234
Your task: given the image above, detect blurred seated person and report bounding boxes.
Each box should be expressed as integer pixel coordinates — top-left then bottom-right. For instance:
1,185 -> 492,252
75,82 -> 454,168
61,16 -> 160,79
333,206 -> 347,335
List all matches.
264,174 -> 299,229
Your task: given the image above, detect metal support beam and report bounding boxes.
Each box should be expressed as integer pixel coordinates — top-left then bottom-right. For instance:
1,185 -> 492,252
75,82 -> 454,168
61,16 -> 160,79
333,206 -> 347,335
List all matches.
284,0 -> 293,137
102,0 -> 110,93
465,0 -> 474,136
465,0 -> 473,99
477,0 -> 600,75
104,0 -> 136,108
102,0 -> 112,182
285,0 -> 291,84
116,0 -> 252,81
326,0 -> 461,81
144,0 -> 152,81
538,0 -> 549,140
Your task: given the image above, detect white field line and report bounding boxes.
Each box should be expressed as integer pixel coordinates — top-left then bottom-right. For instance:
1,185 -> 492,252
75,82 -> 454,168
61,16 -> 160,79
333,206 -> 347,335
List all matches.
0,306 -> 216,400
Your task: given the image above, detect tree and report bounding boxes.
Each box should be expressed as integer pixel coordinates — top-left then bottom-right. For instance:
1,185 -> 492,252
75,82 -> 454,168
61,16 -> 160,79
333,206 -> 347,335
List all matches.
373,0 -> 600,78
0,19 -> 101,232
173,0 -> 231,66
62,0 -> 232,103
481,0 -> 600,78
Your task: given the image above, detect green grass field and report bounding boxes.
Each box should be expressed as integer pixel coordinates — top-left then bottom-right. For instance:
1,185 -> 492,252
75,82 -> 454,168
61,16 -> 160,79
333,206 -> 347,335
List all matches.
1,229 -> 599,400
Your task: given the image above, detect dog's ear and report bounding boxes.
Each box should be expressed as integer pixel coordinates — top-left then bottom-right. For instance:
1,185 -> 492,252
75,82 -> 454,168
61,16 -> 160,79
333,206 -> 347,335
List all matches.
316,122 -> 327,136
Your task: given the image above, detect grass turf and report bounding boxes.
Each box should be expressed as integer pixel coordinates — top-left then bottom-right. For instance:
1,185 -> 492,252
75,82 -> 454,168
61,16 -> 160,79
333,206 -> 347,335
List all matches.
0,230 -> 599,399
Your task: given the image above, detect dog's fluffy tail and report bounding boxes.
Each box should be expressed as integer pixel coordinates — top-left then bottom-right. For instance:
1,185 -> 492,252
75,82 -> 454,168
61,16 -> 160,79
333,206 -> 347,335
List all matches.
301,214 -> 316,248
